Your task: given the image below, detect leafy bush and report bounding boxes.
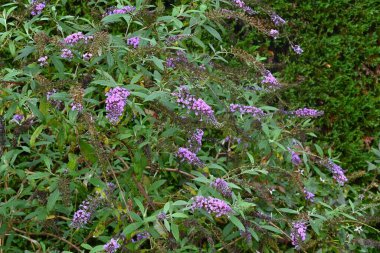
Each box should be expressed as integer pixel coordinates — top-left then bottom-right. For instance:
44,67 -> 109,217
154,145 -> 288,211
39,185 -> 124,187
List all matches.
269,0 -> 380,171
0,0 -> 379,252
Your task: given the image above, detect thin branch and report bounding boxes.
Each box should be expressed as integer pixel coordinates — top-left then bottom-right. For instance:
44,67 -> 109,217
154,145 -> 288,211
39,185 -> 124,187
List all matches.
12,227 -> 81,252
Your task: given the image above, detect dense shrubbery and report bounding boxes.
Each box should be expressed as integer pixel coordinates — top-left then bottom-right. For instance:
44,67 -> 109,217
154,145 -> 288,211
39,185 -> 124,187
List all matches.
270,0 -> 379,172
0,0 -> 379,252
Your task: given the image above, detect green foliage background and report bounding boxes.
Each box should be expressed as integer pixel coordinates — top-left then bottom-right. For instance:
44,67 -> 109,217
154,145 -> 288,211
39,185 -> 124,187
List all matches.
270,0 -> 379,171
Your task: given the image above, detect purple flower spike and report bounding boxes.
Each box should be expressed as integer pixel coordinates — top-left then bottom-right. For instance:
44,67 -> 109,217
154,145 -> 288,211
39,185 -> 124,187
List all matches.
177,147 -> 202,166
323,159 -> 348,186
105,87 -> 130,124
230,0 -> 255,15
304,188 -> 315,202
211,178 -> 232,197
131,231 -> 150,243
191,196 -> 232,217
292,45 -> 304,55
104,238 -> 120,253
290,221 -> 307,250
61,49 -> 73,59
292,108 -> 324,118
269,29 -> 279,39
70,102 -> 83,112
271,14 -> 286,26
71,200 -> 92,228
38,56 -> 48,66
12,114 -> 24,124
31,1 -> 46,16
188,129 -> 204,153
127,37 -> 140,48
63,32 -> 93,46
288,148 -> 302,166
230,104 -> 265,118
172,86 -> 217,124
82,53 -> 93,61
262,71 -> 281,89
104,6 -> 136,16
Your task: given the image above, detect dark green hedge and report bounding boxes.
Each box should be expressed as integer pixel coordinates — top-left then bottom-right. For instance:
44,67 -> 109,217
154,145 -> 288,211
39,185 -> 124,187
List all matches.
270,0 -> 380,171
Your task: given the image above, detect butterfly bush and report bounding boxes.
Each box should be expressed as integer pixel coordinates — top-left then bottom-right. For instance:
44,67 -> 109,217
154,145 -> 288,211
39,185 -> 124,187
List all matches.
261,70 -> 281,89
104,6 -> 136,16
105,87 -> 130,124
230,104 -> 265,118
323,159 -> 348,186
291,221 -> 307,249
31,0 -> 46,16
172,86 -> 217,123
127,37 -> 140,48
103,238 -> 120,253
2,0 -> 371,252
188,129 -> 204,153
176,147 -> 202,166
291,108 -> 324,118
211,178 -> 232,197
191,196 -> 232,217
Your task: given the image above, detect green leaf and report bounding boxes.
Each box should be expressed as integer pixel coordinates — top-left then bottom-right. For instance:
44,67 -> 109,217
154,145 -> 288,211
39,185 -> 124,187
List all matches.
151,56 -> 164,71
90,245 -> 105,253
47,189 -> 60,212
79,139 -> 97,163
203,25 -> 222,41
229,216 -> 245,231
30,125 -> 45,148
260,225 -> 282,234
123,222 -> 143,235
278,208 -> 299,214
171,213 -> 188,218
171,223 -> 180,241
144,91 -> 167,102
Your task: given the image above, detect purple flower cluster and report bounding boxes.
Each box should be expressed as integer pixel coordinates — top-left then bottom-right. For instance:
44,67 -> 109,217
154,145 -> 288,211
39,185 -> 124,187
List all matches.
70,102 -> 83,112
223,136 -> 242,144
324,159 -> 348,186
131,231 -> 150,243
31,0 -> 46,16
172,86 -> 217,123
61,49 -> 73,59
230,0 -> 255,15
103,238 -> 120,253
230,104 -> 265,118
261,71 -> 280,89
211,178 -> 232,197
292,45 -> 303,55
166,51 -> 188,68
63,32 -> 93,46
38,56 -> 48,66
82,52 -> 93,61
188,129 -> 204,153
105,87 -> 130,124
271,14 -> 286,26
177,147 -> 202,166
156,212 -> 167,220
304,188 -> 315,202
104,6 -> 136,16
12,114 -> 24,124
46,89 -> 63,109
290,221 -> 307,250
288,149 -> 302,166
291,108 -> 324,118
166,34 -> 191,44
71,200 -> 93,228
191,196 -> 232,217
269,29 -> 280,39
127,37 -> 140,48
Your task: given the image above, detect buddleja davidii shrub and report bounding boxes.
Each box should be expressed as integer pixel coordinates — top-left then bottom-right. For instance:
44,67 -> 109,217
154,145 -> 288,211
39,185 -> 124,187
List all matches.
0,0 -> 376,252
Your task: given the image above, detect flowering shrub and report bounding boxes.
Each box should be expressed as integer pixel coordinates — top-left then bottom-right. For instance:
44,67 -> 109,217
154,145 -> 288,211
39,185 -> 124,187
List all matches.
0,0 -> 378,252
